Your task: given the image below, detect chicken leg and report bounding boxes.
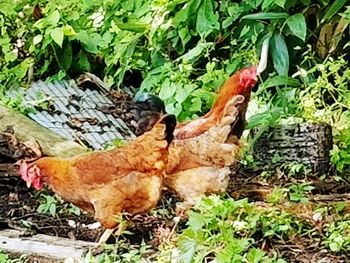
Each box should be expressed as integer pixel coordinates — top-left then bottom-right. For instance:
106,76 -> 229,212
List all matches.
97,222 -> 128,246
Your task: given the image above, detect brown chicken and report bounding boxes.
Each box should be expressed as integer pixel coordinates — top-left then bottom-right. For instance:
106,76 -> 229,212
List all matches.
165,96 -> 246,207
19,114 -> 176,242
165,66 -> 258,208
174,66 -> 257,139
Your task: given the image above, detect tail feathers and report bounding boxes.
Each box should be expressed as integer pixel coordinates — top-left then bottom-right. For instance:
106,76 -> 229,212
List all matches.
158,114 -> 176,145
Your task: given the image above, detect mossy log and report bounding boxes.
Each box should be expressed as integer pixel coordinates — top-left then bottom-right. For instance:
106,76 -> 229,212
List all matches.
0,105 -> 87,158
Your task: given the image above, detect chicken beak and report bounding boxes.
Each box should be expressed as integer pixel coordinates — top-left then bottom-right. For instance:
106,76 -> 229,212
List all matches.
26,181 -> 32,188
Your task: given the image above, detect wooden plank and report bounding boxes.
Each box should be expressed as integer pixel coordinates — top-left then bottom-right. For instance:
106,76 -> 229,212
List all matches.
0,229 -> 96,260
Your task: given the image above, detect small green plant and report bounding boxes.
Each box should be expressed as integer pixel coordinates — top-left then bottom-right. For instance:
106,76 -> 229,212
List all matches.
323,218 -> 350,253
0,251 -> 9,263
37,193 -> 59,217
266,187 -> 286,204
0,251 -> 27,263
37,193 -> 81,217
282,162 -> 311,178
67,239 -> 152,263
331,127 -> 350,174
288,182 -> 314,203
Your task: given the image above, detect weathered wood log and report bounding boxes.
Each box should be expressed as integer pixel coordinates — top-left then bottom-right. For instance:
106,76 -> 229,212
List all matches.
0,229 -> 95,260
0,105 -> 87,158
251,123 -> 333,174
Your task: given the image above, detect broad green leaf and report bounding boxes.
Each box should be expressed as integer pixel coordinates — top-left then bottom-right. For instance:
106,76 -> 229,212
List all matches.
175,84 -> 196,104
242,12 -> 288,20
196,0 -> 220,37
47,10 -> 60,26
263,76 -> 300,88
286,14 -> 307,41
246,0 -> 264,8
178,232 -> 198,263
33,34 -> 43,45
179,27 -> 191,49
275,0 -> 286,8
50,27 -> 64,47
247,248 -> 266,263
159,79 -> 175,100
181,42 -> 212,63
4,51 -> 18,63
239,25 -> 250,38
322,0 -> 347,23
62,25 -> 76,36
76,30 -> 99,53
262,0 -> 274,11
270,32 -> 289,76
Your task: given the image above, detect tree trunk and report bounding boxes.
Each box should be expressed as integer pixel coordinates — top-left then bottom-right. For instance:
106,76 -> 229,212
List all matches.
0,105 -> 86,158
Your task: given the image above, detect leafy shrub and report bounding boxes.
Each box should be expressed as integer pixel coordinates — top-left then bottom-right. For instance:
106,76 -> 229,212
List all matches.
175,195 -> 311,263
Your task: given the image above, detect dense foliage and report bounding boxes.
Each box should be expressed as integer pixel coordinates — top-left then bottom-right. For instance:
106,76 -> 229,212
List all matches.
1,1 -> 350,262
2,0 -> 348,121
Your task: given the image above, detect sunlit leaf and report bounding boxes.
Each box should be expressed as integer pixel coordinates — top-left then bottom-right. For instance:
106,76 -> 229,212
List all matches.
247,248 -> 266,263
62,25 -> 76,36
47,10 -> 60,26
50,27 -> 64,47
286,14 -> 307,41
33,34 -> 43,45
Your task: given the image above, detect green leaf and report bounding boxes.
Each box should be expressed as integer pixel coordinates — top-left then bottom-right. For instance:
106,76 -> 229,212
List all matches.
159,79 -> 175,100
275,0 -> 286,8
115,21 -> 150,32
178,233 -> 197,263
78,51 -> 91,71
270,32 -> 289,76
322,0 -> 347,23
50,27 -> 64,48
62,25 -> 76,36
4,51 -> 18,63
247,248 -> 266,263
196,0 -> 220,37
57,42 -> 72,70
76,30 -> 99,54
286,14 -> 307,41
33,34 -> 43,45
47,10 -> 60,26
242,12 -> 288,20
181,42 -> 212,63
49,203 -> 56,216
262,0 -> 274,11
263,76 -> 300,88
175,84 -> 196,104
329,242 -> 341,252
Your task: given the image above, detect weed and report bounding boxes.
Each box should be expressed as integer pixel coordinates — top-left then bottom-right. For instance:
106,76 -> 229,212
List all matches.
288,183 -> 314,203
